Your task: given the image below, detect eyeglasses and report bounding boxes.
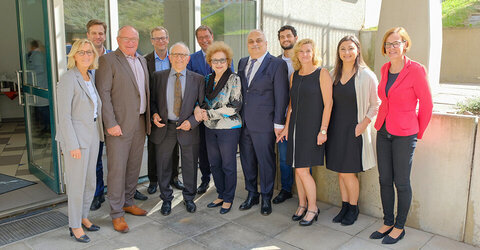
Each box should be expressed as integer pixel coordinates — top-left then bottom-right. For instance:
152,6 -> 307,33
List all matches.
151,36 -> 168,42
118,37 -> 139,43
211,58 -> 227,65
76,50 -> 94,56
170,53 -> 189,59
384,41 -> 405,49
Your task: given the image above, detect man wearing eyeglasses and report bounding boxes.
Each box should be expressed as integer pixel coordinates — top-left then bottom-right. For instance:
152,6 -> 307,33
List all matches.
144,27 -> 185,196
186,25 -> 234,195
96,25 -> 151,233
150,42 -> 204,215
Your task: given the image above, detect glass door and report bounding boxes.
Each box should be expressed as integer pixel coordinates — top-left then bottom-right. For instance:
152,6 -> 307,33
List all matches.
16,0 -> 62,193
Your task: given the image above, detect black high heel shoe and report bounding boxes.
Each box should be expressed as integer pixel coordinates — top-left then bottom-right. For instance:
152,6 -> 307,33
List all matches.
82,223 -> 100,231
292,206 -> 307,221
299,208 -> 320,226
69,228 -> 90,243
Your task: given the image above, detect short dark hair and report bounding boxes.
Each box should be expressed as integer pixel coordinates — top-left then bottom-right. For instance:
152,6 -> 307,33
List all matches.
195,25 -> 213,37
86,19 -> 107,33
277,25 -> 297,39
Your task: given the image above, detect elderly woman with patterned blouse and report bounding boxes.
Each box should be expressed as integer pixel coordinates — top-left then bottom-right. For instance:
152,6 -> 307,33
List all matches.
195,41 -> 242,214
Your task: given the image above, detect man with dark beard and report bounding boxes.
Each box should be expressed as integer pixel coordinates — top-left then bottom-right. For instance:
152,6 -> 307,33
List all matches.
272,25 -> 298,205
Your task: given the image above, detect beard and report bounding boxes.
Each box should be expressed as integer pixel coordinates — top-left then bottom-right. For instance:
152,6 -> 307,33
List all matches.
281,43 -> 294,50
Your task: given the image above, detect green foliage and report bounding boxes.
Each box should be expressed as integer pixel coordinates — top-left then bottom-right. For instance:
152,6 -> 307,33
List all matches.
63,0 -> 106,33
442,0 -> 480,27
118,0 -> 164,37
456,96 -> 480,115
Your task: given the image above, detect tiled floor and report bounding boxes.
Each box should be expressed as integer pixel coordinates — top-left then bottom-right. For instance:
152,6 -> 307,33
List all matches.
0,121 -> 59,214
1,172 -> 479,250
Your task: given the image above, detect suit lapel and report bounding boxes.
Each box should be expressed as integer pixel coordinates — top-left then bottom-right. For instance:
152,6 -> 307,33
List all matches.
73,68 -> 94,102
386,56 -> 411,97
140,56 -> 150,100
238,58 -> 248,90
147,52 -> 155,77
249,53 -> 271,89
181,71 -> 194,117
114,49 -> 140,94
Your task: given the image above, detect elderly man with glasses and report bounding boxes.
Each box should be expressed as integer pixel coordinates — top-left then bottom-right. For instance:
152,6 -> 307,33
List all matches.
150,42 -> 205,215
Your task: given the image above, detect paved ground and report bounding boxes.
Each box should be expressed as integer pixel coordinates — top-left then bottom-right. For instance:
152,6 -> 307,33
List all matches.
2,170 -> 479,250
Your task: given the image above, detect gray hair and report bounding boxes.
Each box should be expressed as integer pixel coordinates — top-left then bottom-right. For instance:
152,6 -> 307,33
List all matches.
169,42 -> 190,55
248,29 -> 267,42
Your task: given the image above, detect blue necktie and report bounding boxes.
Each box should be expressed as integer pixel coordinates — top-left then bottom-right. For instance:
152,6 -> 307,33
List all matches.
246,59 -> 257,85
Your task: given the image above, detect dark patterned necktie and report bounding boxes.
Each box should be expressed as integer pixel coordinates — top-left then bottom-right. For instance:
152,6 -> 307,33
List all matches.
246,59 -> 257,85
174,72 -> 182,117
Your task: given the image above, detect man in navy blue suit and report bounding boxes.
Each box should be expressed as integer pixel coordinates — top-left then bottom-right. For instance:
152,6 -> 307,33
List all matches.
186,25 -> 234,195
237,29 -> 289,215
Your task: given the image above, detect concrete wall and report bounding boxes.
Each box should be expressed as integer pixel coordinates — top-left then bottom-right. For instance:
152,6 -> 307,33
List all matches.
313,113 -> 478,243
262,0 -> 365,68
440,28 -> 480,84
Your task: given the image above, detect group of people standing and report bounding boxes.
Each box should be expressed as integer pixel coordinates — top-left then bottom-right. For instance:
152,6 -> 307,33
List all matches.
55,20 -> 433,245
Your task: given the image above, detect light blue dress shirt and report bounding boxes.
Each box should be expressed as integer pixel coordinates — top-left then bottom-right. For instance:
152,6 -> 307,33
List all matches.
154,50 -> 170,71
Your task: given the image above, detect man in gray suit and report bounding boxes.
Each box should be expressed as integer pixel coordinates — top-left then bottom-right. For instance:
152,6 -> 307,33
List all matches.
96,25 -> 151,233
150,42 -> 204,215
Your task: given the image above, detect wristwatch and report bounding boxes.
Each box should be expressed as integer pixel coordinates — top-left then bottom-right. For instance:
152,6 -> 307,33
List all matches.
321,129 -> 327,135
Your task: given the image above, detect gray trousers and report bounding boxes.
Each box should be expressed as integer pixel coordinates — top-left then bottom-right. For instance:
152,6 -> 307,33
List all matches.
64,137 -> 99,228
106,115 -> 146,219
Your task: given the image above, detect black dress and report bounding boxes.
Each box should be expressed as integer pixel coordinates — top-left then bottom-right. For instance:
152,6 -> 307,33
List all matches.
286,68 -> 324,168
325,76 -> 363,173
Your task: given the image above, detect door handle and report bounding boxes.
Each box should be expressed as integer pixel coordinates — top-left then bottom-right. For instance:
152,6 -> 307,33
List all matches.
15,70 -> 24,106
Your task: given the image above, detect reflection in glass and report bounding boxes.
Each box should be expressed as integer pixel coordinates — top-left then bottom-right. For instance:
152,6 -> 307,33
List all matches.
25,40 -> 48,89
25,93 -> 53,177
63,0 -> 107,47
201,0 -> 257,62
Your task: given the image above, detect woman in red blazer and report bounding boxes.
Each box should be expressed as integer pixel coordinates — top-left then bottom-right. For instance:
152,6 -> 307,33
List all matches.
369,27 -> 433,245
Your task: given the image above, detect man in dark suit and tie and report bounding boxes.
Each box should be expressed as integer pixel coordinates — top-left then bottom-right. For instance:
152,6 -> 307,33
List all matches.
144,26 -> 184,195
96,26 -> 151,233
186,25 -> 234,194
237,29 -> 289,215
150,42 -> 204,215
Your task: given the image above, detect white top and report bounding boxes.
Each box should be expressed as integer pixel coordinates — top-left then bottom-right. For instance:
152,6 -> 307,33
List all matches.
84,80 -> 98,119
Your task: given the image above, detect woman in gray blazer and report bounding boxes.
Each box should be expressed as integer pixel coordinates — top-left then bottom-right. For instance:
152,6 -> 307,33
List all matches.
56,39 -> 104,243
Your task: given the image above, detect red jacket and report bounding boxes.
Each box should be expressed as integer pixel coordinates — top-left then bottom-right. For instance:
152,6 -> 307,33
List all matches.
374,57 -> 433,139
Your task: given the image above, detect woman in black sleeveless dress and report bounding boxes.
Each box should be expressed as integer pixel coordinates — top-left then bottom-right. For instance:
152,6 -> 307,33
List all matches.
278,38 -> 333,226
326,36 -> 379,226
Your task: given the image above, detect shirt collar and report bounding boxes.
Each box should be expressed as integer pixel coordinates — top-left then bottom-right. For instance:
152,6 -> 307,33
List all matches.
122,50 -> 138,59
201,50 -> 206,57
249,52 -> 268,64
282,54 -> 291,61
154,50 -> 169,60
170,68 -> 187,77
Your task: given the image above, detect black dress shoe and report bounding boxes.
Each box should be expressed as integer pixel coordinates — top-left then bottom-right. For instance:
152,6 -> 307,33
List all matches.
382,229 -> 405,244
299,208 -> 320,226
332,201 -> 349,223
134,190 -> 148,201
197,181 -> 209,194
220,203 -> 232,214
90,196 -> 101,211
369,226 -> 394,239
272,190 -> 293,204
184,200 -> 196,213
82,223 -> 100,231
69,228 -> 90,243
170,179 -> 185,190
160,201 -> 172,216
147,182 -> 157,194
261,198 -> 272,215
292,206 -> 307,221
341,204 -> 359,226
207,201 -> 223,208
239,193 -> 260,210
99,194 -> 105,203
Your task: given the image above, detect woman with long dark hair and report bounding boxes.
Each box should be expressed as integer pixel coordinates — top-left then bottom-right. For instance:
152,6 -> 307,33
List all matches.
325,35 -> 379,226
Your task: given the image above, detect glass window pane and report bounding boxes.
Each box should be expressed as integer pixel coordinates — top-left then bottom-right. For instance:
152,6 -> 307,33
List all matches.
201,0 -> 257,64
63,0 -> 108,49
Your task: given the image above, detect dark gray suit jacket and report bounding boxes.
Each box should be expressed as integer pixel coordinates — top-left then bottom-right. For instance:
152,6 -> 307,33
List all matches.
149,69 -> 205,145
96,49 -> 151,136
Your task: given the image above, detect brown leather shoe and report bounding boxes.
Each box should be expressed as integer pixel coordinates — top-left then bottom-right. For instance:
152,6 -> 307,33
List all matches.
112,217 -> 129,233
123,205 -> 147,216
